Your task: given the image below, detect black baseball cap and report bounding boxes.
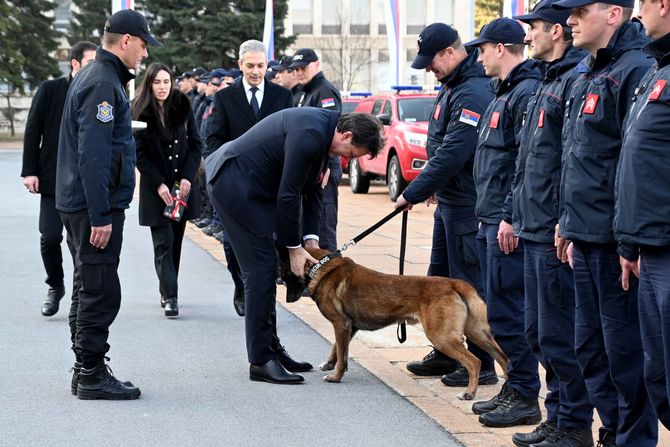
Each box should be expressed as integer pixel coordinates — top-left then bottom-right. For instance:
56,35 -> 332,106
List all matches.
553,0 -> 634,9
411,23 -> 460,69
188,67 -> 207,79
289,48 -> 319,69
514,0 -> 571,25
273,55 -> 293,72
104,9 -> 161,46
464,17 -> 526,47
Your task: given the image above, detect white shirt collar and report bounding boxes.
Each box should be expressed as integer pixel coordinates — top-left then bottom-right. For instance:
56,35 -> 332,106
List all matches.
242,77 -> 265,93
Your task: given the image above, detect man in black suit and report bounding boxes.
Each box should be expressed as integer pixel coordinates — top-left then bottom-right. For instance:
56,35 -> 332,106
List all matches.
206,40 -> 294,317
205,109 -> 383,384
21,41 -> 97,317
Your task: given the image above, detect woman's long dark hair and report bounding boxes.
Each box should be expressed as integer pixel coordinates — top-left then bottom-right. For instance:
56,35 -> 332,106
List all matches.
131,62 -> 175,122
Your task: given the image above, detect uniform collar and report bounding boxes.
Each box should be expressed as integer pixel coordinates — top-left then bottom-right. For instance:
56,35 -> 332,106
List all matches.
96,47 -> 135,86
441,48 -> 485,87
303,72 -> 325,93
643,32 -> 670,67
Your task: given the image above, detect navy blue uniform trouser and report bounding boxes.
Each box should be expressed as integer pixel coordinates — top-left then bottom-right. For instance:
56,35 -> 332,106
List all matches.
318,163 -> 342,251
477,223 -> 540,400
61,209 -> 124,368
638,246 -> 670,431
523,240 -> 592,430
149,219 -> 187,299
571,241 -> 657,445
430,204 -> 494,371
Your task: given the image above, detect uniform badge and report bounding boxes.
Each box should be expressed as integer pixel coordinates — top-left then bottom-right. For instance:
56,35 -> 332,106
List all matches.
538,109 -> 545,128
489,111 -> 500,129
96,101 -> 114,123
459,108 -> 480,127
649,80 -> 666,101
433,104 -> 442,121
582,93 -> 599,115
321,98 -> 336,108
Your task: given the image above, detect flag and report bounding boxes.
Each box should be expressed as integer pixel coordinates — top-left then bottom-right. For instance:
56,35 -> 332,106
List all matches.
384,0 -> 402,86
503,0 -> 525,17
262,0 -> 275,61
111,0 -> 133,13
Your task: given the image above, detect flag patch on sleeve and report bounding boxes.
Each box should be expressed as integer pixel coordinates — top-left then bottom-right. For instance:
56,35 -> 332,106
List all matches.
459,108 -> 480,127
321,98 -> 336,108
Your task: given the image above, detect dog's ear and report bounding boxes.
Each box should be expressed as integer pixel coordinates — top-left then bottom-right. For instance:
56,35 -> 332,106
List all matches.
283,271 -> 307,303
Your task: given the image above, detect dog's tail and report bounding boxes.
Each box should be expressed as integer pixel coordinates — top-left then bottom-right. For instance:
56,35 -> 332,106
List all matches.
454,280 -> 509,376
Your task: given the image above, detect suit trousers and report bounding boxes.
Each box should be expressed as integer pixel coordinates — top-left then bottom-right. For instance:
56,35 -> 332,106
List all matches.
477,223 -> 540,400
523,240 -> 592,430
39,194 -> 66,288
221,228 -> 244,292
150,219 -> 187,299
430,204 -> 494,371
572,241 -> 657,445
61,209 -> 125,368
638,246 -> 670,430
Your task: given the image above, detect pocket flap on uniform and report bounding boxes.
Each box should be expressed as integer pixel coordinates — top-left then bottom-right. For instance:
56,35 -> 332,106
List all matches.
453,217 -> 479,236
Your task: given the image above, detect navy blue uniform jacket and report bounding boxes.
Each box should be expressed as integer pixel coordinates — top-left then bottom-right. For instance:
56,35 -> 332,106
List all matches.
56,48 -> 136,227
615,32 -> 670,258
474,59 -> 542,224
205,108 -> 339,247
513,46 -> 586,243
559,21 -> 652,245
402,49 -> 493,207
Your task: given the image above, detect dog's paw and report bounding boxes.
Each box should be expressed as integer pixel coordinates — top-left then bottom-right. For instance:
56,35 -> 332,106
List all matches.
323,374 -> 342,383
319,361 -> 335,371
457,392 -> 475,401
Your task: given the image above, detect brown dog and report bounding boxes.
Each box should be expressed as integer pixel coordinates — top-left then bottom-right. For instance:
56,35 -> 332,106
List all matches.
281,247 -> 508,400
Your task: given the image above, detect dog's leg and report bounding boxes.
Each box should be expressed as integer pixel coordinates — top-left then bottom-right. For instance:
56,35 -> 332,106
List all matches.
465,321 -> 509,380
324,321 -> 352,383
433,339 -> 482,401
319,344 -> 337,371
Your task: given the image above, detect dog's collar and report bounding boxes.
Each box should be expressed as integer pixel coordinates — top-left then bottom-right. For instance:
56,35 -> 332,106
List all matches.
307,252 -> 342,279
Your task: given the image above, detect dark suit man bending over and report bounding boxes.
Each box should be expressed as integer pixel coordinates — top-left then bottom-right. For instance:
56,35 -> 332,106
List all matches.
206,40 -> 293,317
205,109 -> 383,384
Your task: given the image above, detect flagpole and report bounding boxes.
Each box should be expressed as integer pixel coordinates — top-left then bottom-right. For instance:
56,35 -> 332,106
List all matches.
262,0 -> 275,60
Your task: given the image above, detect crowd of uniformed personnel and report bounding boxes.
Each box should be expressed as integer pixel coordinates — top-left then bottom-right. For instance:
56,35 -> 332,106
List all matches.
18,1 -> 670,445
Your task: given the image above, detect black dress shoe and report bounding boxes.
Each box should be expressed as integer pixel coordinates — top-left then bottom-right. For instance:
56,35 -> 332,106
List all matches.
233,287 -> 245,317
441,365 -> 499,387
41,284 -> 65,317
249,359 -> 304,384
513,420 -> 558,446
406,348 -> 460,376
478,388 -> 541,428
77,361 -> 141,400
164,297 -> 179,318
160,295 -> 167,308
71,360 -> 134,396
473,381 -> 510,414
277,345 -> 313,372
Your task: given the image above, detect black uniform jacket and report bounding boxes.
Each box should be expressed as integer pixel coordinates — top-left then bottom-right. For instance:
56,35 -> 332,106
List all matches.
615,32 -> 670,258
21,75 -> 71,196
474,59 -> 542,225
559,20 -> 653,245
206,78 -> 293,157
402,49 -> 494,207
205,108 -> 338,247
56,48 -> 136,227
513,46 -> 587,243
135,90 -> 203,227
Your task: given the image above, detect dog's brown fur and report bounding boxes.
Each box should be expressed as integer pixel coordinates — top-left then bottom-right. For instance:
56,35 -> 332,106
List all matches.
282,247 -> 509,400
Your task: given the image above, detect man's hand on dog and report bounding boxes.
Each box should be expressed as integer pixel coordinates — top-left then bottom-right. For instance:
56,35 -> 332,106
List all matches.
289,245 -> 318,278
497,220 -> 518,254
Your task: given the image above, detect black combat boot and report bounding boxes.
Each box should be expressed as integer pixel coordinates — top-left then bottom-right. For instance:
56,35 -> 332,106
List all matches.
71,358 -> 134,395
473,381 -> 510,415
406,348 -> 460,376
478,387 -> 541,428
513,420 -> 558,446
530,428 -> 593,447
76,361 -> 140,400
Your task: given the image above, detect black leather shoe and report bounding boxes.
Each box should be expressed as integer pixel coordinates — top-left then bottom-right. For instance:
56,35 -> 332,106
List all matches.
478,388 -> 541,428
233,287 -> 245,317
473,381 -> 510,414
441,365 -> 499,387
202,223 -> 223,236
160,295 -> 167,308
513,420 -> 558,446
164,297 -> 179,318
41,284 -> 65,317
277,345 -> 313,372
194,217 -> 211,228
71,360 -> 134,396
530,428 -> 593,447
249,359 -> 304,384
213,230 -> 226,243
406,348 -> 460,376
76,361 -> 141,400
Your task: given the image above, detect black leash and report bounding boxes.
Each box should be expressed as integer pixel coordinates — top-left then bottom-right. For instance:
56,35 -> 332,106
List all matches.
397,210 -> 408,344
338,207 -> 405,253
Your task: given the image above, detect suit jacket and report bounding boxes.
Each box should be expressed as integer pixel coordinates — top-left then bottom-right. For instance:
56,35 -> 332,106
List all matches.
205,108 -> 339,247
205,78 -> 293,157
135,90 -> 203,226
21,75 -> 71,196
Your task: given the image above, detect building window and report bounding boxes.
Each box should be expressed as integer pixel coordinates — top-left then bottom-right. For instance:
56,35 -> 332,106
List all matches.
293,0 -> 313,35
435,0 -> 453,23
406,0 -> 426,34
322,1 -> 341,35
350,0 -> 370,35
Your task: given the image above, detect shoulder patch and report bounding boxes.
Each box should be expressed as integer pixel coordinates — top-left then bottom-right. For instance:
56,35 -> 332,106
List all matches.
459,108 -> 480,127
321,98 -> 336,108
96,101 -> 114,123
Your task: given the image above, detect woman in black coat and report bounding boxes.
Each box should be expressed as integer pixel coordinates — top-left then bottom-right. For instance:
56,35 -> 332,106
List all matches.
132,62 -> 202,318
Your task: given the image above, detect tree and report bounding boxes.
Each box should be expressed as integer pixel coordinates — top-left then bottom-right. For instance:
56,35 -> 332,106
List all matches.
143,0 -> 294,74
69,0 -> 109,45
475,0 -> 503,34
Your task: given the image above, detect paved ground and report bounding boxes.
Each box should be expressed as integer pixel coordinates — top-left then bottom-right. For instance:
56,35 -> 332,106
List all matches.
1,148 -> 458,447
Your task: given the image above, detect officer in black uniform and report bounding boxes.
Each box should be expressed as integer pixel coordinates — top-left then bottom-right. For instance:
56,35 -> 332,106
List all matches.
57,9 -> 161,400
395,23 -> 498,386
291,48 -> 342,252
21,41 -> 97,317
